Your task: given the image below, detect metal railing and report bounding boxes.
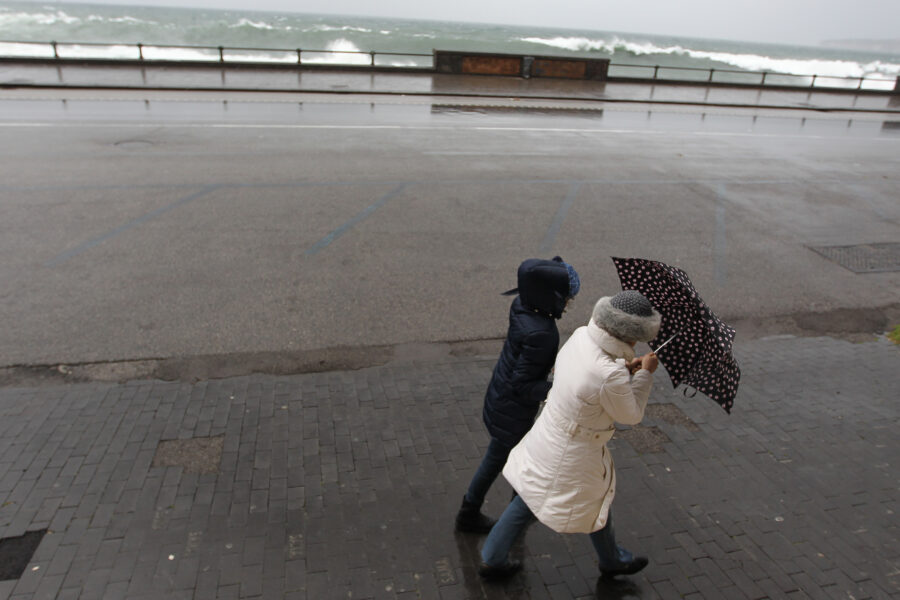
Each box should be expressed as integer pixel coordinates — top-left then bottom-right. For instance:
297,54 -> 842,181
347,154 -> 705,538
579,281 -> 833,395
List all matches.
0,39 -> 434,68
608,62 -> 894,91
0,39 -> 895,91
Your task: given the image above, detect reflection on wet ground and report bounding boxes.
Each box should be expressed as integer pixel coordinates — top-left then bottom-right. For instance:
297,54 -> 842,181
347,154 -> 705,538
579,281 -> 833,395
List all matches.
1,92 -> 898,139
2,62 -> 898,114
432,104 -> 605,118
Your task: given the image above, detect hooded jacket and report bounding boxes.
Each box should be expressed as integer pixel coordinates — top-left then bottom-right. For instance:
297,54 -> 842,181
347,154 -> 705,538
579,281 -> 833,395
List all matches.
482,258 -> 572,447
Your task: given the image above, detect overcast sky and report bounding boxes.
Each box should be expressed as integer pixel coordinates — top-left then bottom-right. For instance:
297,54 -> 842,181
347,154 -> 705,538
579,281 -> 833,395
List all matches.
40,0 -> 900,46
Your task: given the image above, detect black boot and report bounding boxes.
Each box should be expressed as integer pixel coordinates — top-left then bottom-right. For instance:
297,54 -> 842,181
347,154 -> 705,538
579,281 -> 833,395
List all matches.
478,559 -> 522,579
599,556 -> 649,579
455,496 -> 496,533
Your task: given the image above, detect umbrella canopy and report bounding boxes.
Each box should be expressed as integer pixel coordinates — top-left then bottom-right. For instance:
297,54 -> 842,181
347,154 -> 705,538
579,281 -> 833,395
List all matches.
612,257 -> 740,413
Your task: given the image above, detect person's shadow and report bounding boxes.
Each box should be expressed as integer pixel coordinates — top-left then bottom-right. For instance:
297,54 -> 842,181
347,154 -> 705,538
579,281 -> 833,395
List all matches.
595,576 -> 644,599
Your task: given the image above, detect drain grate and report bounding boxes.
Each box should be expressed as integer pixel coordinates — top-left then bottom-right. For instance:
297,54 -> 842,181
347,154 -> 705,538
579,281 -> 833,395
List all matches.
809,243 -> 900,273
0,530 -> 47,581
152,435 -> 224,474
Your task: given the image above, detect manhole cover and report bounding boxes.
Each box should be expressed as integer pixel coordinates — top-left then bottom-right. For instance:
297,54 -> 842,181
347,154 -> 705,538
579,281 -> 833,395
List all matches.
809,243 -> 900,273
615,425 -> 670,454
152,435 -> 224,474
0,530 -> 47,581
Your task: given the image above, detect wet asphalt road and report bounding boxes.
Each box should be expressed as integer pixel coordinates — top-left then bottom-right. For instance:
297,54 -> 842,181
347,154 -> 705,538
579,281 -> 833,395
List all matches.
1,88 -> 899,370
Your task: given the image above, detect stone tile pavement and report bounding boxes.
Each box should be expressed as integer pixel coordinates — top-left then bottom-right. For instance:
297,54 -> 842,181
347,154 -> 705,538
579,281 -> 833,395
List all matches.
0,335 -> 897,599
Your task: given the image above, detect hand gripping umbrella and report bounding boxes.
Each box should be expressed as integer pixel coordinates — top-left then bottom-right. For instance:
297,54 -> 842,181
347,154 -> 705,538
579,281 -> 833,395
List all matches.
612,257 -> 740,413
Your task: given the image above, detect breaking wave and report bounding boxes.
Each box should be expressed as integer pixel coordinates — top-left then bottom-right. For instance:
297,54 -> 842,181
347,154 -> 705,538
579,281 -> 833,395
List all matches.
302,38 -> 370,65
230,18 -> 275,30
0,9 -> 81,26
519,35 -> 900,81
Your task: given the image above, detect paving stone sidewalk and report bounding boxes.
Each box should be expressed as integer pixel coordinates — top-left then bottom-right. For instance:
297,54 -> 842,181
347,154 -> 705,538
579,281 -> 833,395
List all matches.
0,335 -> 897,600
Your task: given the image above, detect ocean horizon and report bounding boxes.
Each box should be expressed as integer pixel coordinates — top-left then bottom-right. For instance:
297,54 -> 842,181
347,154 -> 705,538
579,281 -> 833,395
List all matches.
2,1 -> 899,88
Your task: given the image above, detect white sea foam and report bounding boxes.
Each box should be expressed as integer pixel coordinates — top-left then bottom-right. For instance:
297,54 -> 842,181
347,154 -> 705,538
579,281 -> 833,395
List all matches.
520,36 -> 613,53
141,46 -> 219,61
0,10 -> 81,26
302,39 -> 370,65
59,44 -> 141,59
0,41 -> 55,58
308,24 -> 373,34
230,18 -> 275,30
86,15 -> 157,25
520,35 -> 900,86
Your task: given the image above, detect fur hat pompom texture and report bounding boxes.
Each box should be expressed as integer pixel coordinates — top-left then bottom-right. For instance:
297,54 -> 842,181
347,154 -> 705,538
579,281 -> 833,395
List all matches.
591,290 -> 661,343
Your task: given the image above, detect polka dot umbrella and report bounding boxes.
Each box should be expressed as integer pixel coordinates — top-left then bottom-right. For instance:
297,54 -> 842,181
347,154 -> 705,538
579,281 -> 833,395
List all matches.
612,257 -> 740,413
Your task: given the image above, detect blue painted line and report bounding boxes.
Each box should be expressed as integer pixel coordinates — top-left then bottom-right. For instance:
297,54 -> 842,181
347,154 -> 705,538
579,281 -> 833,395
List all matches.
305,184 -> 407,256
539,181 -> 582,253
44,185 -> 222,267
715,183 -> 728,285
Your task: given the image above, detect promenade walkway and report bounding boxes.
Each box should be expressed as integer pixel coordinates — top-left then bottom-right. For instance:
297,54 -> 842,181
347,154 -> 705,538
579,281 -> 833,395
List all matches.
1,334 -> 898,599
2,61 -> 899,113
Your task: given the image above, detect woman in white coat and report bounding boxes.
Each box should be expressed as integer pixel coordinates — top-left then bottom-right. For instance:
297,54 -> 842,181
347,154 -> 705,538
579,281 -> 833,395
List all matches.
478,290 -> 661,579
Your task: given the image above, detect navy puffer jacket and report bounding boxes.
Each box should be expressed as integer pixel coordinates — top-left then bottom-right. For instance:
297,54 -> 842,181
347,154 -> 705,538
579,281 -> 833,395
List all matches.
483,258 -> 573,447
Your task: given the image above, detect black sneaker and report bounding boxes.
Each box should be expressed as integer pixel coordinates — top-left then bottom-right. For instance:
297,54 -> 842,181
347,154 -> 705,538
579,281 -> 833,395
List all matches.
599,556 -> 649,579
478,559 -> 522,579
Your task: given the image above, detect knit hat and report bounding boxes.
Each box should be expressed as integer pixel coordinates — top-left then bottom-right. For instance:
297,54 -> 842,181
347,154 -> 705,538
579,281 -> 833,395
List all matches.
591,290 -> 661,343
560,261 -> 580,298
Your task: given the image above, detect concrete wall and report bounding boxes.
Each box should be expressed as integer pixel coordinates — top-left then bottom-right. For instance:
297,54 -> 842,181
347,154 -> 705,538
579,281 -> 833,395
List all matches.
434,50 -> 609,80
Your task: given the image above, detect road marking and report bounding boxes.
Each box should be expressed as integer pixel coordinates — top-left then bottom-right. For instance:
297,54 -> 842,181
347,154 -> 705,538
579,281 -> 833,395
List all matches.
540,181 -> 581,254
422,151 -> 555,156
44,184 -> 222,267
1,121 -> 898,141
715,184 -> 729,286
304,184 -> 408,256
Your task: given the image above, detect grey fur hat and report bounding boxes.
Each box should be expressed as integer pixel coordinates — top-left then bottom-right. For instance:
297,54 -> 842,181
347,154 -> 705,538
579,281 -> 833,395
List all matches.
591,290 -> 662,343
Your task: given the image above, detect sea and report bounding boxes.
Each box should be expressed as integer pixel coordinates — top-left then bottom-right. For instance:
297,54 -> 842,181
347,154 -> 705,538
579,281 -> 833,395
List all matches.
2,1 -> 899,89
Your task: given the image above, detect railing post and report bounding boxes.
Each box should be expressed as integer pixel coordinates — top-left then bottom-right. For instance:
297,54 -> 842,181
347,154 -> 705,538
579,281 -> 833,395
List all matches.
218,46 -> 224,62
857,76 -> 864,90
296,49 -> 302,64
810,74 -> 816,88
51,41 -> 59,59
653,65 -> 659,80
370,51 -> 375,67
137,43 -> 143,60
708,68 -> 715,82
761,71 -> 767,85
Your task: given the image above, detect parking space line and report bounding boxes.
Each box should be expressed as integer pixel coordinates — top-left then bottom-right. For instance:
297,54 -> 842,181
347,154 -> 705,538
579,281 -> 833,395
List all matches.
44,184 -> 222,267
304,184 -> 408,256
540,181 -> 582,254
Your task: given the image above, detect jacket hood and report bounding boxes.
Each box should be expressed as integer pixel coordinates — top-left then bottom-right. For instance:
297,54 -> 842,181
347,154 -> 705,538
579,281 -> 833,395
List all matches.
507,258 -> 572,319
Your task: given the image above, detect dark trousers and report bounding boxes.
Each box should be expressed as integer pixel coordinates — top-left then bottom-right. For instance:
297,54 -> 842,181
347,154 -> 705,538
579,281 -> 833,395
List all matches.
464,437 -> 513,507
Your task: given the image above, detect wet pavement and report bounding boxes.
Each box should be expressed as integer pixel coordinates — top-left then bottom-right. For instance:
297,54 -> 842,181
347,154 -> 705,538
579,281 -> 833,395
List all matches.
1,61 -> 899,598
2,61 -> 899,113
0,334 -> 898,599
2,81 -> 899,368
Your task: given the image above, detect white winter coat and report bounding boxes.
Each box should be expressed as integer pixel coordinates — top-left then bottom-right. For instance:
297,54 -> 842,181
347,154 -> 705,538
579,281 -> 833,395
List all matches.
503,321 -> 653,533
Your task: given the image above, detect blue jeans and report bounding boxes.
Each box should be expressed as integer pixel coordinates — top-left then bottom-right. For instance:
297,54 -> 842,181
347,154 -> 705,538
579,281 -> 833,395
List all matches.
464,437 -> 513,507
481,495 -> 631,567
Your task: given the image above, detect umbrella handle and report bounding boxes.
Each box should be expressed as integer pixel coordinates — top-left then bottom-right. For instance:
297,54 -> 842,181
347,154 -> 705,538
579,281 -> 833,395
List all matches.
651,332 -> 679,353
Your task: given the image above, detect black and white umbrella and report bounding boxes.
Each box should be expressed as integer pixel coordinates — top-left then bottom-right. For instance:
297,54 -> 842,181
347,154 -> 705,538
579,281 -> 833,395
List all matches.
612,257 -> 740,413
